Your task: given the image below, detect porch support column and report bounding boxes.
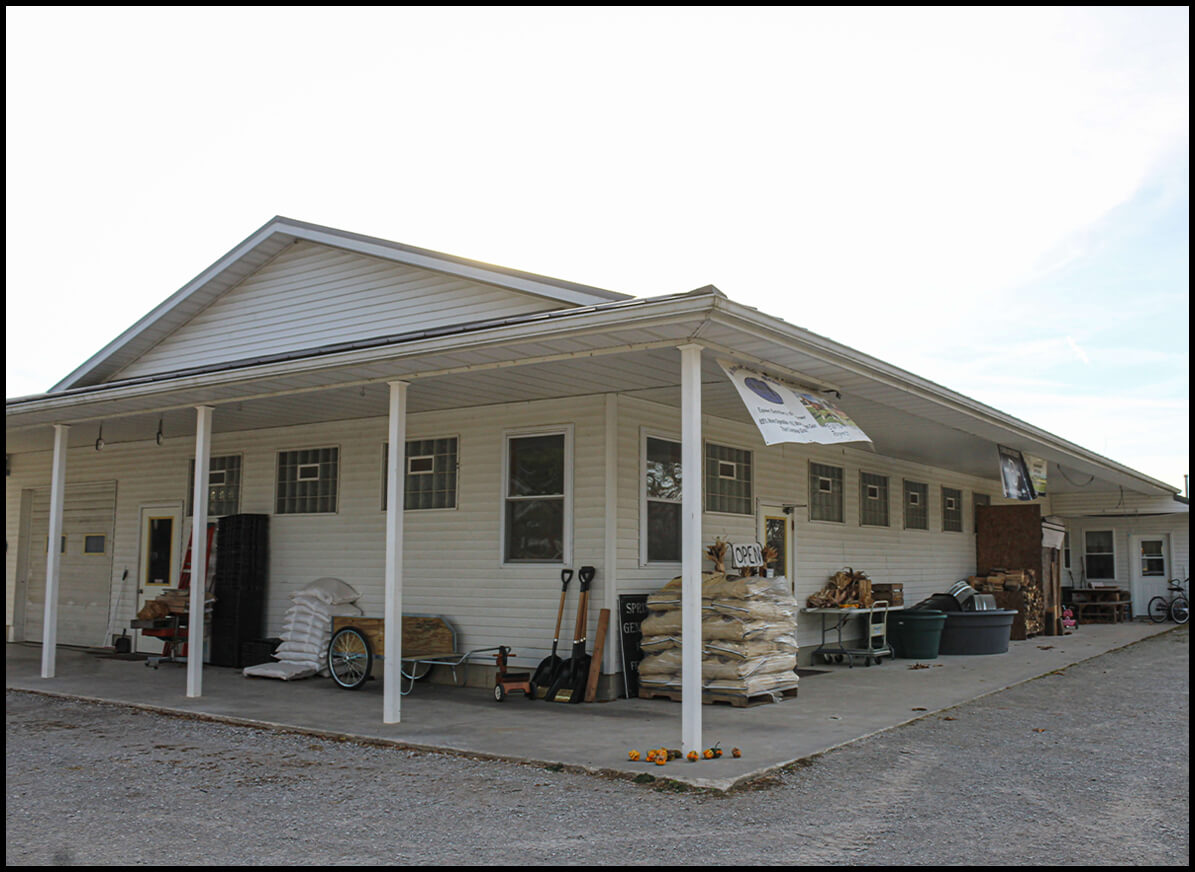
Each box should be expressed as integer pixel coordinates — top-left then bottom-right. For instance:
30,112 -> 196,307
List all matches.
187,405 -> 213,698
383,380 -> 409,724
40,423 -> 69,679
678,343 -> 703,754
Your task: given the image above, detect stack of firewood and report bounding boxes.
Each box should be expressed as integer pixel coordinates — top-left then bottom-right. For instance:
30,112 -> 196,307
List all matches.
806,568 -> 874,608
972,569 -> 1042,637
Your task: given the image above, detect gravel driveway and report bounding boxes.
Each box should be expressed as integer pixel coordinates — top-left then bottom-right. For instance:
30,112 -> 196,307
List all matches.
6,626 -> 1188,865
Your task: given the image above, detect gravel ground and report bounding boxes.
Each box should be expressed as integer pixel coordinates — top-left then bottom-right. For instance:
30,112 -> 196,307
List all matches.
6,627 -> 1188,866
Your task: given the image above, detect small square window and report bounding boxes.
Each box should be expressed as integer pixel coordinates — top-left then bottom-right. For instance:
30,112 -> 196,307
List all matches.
383,439 -> 459,510
276,448 -> 339,514
860,472 -> 889,527
208,469 -> 227,487
904,481 -> 928,530
942,487 -> 963,532
84,534 -> 107,554
810,462 -> 844,523
706,443 -> 752,515
407,455 -> 435,475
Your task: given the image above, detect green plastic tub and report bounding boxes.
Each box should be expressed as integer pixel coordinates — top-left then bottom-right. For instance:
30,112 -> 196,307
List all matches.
889,610 -> 947,659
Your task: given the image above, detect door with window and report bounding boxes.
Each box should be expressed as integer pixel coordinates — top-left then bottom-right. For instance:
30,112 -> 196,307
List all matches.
1130,534 -> 1170,617
136,504 -> 183,653
757,504 -> 795,590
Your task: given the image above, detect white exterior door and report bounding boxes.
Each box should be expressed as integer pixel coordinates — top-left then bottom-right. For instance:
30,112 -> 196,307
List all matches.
1130,534 -> 1170,617
757,504 -> 795,590
135,503 -> 183,653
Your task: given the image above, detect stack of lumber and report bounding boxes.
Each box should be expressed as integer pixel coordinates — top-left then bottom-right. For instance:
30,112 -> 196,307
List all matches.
136,589 -> 215,620
637,572 -> 799,704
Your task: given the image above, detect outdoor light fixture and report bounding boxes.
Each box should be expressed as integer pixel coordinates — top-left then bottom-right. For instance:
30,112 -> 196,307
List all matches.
95,425 -> 105,452
155,418 -> 164,446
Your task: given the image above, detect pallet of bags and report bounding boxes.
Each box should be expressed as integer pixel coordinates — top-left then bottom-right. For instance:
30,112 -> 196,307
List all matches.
243,577 -> 363,680
637,571 -> 799,704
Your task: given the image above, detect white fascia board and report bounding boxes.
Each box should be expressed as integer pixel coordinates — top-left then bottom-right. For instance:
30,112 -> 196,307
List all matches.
7,294 -> 719,420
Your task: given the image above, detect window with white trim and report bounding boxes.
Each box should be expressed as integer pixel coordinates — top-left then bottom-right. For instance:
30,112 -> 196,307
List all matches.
858,471 -> 888,526
904,480 -> 928,530
505,432 -> 567,563
187,455 -> 242,516
942,487 -> 963,532
381,437 -> 459,510
810,462 -> 844,523
643,435 -> 682,563
1084,530 -> 1115,580
706,443 -> 752,515
276,447 -> 339,514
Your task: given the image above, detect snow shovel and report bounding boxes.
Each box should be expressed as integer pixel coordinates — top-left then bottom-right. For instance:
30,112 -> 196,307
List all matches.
531,569 -> 572,697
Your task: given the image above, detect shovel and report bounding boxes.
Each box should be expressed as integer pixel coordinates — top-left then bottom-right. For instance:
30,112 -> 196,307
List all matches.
531,569 -> 572,697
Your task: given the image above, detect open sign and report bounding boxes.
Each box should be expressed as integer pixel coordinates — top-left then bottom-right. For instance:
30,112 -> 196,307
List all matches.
729,542 -> 764,568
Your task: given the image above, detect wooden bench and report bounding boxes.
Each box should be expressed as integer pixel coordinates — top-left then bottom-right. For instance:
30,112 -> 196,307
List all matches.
1073,599 -> 1132,624
330,614 -> 499,693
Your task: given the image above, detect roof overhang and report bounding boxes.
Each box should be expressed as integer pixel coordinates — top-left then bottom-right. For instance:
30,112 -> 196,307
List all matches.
8,288 -> 1180,498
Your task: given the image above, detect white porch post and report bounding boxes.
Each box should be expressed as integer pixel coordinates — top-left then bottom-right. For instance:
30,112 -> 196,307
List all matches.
40,423 -> 70,679
187,405 -> 213,698
678,343 -> 703,754
383,380 -> 408,724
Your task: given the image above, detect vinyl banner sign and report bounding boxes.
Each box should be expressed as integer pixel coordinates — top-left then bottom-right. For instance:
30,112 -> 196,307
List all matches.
719,360 -> 872,446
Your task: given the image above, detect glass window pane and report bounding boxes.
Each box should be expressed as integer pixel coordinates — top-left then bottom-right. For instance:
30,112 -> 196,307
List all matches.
508,435 -> 564,497
646,501 -> 682,562
505,498 -> 564,562
646,437 -> 682,501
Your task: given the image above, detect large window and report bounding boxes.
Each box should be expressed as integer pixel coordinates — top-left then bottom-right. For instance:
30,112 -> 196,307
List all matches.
187,455 -> 242,517
382,437 -> 459,510
1084,530 -> 1115,581
643,435 -> 682,563
942,487 -> 963,532
505,432 -> 568,563
858,471 -> 888,527
706,443 -> 752,515
903,480 -> 928,530
276,447 -> 339,514
810,462 -> 845,523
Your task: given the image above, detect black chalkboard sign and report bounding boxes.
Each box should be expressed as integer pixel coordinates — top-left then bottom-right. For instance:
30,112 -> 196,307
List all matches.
618,594 -> 649,698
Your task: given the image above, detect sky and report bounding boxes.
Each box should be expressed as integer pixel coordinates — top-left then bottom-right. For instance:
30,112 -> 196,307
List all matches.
5,7 -> 1189,491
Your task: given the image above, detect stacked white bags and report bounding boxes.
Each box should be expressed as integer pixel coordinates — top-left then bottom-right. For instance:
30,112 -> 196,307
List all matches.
637,571 -> 800,701
243,577 -> 362,680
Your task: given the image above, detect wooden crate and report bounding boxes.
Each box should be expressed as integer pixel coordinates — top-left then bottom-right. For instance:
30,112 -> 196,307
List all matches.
871,583 -> 904,606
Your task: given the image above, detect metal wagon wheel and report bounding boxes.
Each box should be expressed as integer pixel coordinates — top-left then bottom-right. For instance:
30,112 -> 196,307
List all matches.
328,627 -> 373,690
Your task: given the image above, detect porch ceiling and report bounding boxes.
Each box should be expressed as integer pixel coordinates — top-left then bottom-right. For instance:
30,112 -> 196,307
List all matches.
6,294 -> 1175,497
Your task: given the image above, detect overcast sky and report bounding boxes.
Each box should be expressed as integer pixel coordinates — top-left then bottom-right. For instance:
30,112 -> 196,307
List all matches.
5,7 -> 1189,490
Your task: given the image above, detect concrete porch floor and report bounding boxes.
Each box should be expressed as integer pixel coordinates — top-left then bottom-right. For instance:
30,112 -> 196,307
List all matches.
5,620 -> 1174,791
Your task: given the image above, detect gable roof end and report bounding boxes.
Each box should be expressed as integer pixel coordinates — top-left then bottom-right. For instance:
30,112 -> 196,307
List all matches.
52,216 -> 630,392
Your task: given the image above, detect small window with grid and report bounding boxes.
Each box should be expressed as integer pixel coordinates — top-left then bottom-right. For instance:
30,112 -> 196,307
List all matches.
706,443 -> 752,515
276,447 -> 339,514
187,455 -> 242,517
859,472 -> 889,526
382,438 -> 459,510
942,487 -> 963,532
809,462 -> 844,522
904,480 -> 928,530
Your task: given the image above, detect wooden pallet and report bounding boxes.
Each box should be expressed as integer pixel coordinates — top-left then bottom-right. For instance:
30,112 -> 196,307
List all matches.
638,686 -> 798,707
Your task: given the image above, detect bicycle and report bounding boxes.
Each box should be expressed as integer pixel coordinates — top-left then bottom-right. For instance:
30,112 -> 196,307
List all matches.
1147,578 -> 1189,625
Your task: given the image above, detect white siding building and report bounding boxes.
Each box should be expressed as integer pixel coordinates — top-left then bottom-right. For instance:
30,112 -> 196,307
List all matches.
7,217 -> 1188,739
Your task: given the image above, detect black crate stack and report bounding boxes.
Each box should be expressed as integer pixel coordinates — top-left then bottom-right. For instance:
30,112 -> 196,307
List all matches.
210,513 -> 269,668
